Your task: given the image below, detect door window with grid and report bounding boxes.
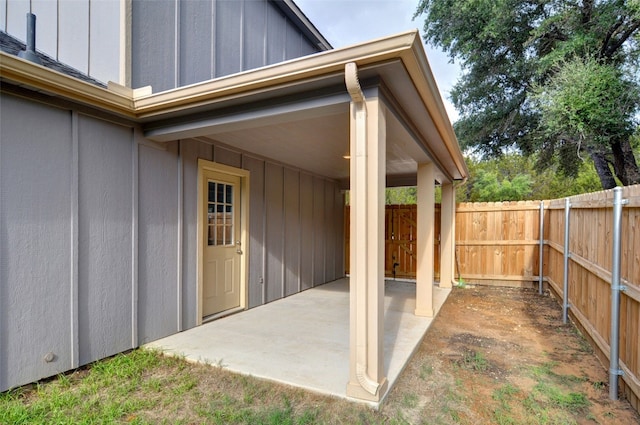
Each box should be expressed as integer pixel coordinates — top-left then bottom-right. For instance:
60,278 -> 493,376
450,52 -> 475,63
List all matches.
207,181 -> 234,246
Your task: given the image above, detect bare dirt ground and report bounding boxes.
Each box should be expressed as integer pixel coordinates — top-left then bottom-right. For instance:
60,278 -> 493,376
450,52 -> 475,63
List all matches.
4,285 -> 640,424
380,285 -> 640,424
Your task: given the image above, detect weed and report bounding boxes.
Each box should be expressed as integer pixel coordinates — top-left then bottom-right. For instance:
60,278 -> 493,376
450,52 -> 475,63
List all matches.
529,361 -> 558,379
419,362 -> 434,379
448,407 -> 461,422
491,384 -> 520,424
172,375 -> 198,395
592,381 -> 605,391
533,382 -> 590,412
576,337 -> 594,353
493,383 -> 519,403
555,373 -> 588,386
143,377 -> 163,392
401,392 -> 419,409
387,413 -> 411,425
493,408 -> 517,425
56,373 -> 72,389
461,350 -> 488,372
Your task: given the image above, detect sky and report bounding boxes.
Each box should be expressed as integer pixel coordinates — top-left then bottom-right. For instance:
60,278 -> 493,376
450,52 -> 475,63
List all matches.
294,0 -> 461,122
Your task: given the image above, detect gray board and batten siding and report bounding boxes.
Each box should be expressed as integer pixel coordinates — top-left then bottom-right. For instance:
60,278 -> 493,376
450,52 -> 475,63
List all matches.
0,0 -> 328,90
133,0 -> 326,92
0,89 -> 345,392
0,0 -> 122,85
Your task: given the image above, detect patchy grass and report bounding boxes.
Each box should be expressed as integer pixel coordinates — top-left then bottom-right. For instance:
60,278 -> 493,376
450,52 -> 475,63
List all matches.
0,349 -> 399,425
460,349 -> 489,372
2,286 -> 639,424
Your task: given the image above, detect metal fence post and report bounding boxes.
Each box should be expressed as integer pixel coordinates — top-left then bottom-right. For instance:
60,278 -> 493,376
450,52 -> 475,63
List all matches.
539,201 -> 544,295
562,197 -> 571,324
610,187 -> 627,400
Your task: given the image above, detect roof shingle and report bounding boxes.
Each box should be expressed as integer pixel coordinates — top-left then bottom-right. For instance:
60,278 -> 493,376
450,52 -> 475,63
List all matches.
1,31 -> 106,88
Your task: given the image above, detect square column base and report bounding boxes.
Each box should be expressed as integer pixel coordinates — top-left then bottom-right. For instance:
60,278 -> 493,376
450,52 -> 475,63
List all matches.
414,308 -> 434,317
439,280 -> 453,289
346,378 -> 389,402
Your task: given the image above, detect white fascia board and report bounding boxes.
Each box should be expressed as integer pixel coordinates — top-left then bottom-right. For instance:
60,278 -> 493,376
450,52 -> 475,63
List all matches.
0,51 -> 134,118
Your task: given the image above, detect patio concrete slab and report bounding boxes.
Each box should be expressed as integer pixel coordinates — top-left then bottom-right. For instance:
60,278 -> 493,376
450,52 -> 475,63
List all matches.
146,278 -> 450,405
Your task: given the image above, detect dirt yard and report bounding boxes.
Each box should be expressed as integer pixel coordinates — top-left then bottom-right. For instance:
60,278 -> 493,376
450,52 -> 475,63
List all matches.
380,285 -> 640,424
3,285 -> 640,424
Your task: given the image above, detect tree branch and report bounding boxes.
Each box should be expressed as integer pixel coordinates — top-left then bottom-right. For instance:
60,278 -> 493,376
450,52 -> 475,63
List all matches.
581,0 -> 594,25
600,18 -> 624,59
603,19 -> 640,59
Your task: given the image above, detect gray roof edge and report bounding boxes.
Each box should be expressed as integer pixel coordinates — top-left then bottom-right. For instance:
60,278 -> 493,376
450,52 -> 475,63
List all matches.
0,30 -> 106,88
272,0 -> 333,51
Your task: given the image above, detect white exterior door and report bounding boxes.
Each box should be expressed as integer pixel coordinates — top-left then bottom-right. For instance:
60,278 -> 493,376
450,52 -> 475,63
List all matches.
202,170 -> 242,317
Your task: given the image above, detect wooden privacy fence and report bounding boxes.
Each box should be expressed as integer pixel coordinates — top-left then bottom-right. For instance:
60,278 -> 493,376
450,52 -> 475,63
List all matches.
344,205 -> 441,279
455,201 -> 544,286
545,186 -> 640,409
344,187 -> 640,408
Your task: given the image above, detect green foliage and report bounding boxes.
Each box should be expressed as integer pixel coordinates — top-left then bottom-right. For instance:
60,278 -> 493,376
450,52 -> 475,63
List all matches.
385,186 -> 417,204
460,350 -> 489,372
474,171 -> 533,202
533,57 -> 639,147
531,382 -> 590,412
415,0 -> 640,187
456,153 -> 601,202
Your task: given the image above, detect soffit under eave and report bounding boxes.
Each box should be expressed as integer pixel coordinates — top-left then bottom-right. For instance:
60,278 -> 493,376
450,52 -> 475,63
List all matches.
362,63 -> 462,183
397,41 -> 468,180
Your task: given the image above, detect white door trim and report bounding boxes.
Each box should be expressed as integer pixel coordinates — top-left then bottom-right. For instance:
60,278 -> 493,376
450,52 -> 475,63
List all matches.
197,159 -> 250,325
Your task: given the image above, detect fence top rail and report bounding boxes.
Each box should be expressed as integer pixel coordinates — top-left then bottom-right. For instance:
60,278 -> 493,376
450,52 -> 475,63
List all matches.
456,201 -> 544,212
547,184 -> 640,209
547,195 -> 640,209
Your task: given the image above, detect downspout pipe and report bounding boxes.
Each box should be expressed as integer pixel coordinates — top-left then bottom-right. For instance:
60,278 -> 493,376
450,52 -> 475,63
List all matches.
609,187 -> 627,400
345,62 -> 381,397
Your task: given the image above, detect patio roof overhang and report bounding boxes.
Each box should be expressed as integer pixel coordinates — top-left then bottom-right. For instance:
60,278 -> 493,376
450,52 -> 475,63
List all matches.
136,30 -> 468,185
0,30 -> 467,184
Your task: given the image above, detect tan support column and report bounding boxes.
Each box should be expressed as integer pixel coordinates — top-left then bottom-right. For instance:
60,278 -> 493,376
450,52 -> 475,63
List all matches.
440,182 -> 455,288
345,63 -> 388,402
415,162 -> 435,316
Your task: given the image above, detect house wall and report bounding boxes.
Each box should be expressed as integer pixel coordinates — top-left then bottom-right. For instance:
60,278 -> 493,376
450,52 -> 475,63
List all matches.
132,0 -> 321,92
0,0 -> 123,85
1,0 -> 321,90
180,139 -> 345,316
0,91 -> 345,391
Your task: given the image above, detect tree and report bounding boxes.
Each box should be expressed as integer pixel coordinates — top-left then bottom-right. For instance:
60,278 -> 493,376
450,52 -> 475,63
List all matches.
456,153 -> 602,201
385,187 -> 417,204
533,56 -> 640,187
415,0 -> 640,188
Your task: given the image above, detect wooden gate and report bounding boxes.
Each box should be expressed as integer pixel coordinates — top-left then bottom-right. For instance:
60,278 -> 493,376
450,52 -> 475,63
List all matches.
344,205 -> 440,279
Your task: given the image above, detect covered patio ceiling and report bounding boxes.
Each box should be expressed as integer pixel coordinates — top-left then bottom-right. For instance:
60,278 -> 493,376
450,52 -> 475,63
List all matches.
139,32 -> 467,186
